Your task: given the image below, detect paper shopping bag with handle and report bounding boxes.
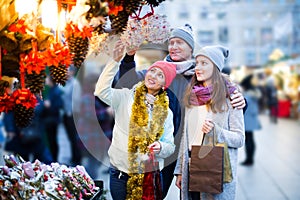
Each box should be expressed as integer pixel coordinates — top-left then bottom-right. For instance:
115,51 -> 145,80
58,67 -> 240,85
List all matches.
189,133 -> 224,194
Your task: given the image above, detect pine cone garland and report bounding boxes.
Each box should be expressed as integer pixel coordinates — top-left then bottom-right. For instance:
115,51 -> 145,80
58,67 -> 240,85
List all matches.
67,36 -> 89,68
49,65 -> 68,86
14,104 -> 35,128
25,70 -> 46,94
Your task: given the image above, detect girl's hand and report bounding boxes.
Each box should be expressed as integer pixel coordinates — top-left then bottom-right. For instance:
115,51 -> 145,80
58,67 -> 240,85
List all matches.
148,141 -> 161,154
113,40 -> 125,62
202,119 -> 214,134
175,175 -> 182,189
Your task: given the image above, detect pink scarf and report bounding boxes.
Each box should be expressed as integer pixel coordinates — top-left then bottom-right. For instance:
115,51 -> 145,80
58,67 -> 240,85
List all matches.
189,81 -> 237,106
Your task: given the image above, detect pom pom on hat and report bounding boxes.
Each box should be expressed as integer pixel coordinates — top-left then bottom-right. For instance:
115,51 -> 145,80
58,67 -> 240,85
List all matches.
195,45 -> 229,72
147,61 -> 177,89
169,24 -> 195,52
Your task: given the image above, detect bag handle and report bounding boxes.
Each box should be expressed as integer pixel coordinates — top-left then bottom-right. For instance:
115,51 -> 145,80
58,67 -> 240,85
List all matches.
198,113 -> 226,159
198,127 -> 216,159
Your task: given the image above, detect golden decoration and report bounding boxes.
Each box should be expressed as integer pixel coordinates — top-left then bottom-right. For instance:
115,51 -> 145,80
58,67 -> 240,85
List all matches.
126,81 -> 169,200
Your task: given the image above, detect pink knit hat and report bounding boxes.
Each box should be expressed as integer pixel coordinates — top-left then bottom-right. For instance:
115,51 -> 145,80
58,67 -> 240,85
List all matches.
147,61 -> 177,89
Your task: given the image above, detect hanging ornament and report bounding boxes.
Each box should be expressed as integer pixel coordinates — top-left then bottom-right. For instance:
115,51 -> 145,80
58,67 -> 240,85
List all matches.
12,63 -> 37,128
11,87 -> 37,128
142,14 -> 170,44
65,22 -> 92,68
120,5 -> 170,48
120,18 -> 145,49
42,43 -> 73,86
110,10 -> 130,34
19,41 -> 46,94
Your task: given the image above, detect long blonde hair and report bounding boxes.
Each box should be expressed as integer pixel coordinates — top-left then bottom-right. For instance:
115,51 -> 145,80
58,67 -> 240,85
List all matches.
184,65 -> 232,113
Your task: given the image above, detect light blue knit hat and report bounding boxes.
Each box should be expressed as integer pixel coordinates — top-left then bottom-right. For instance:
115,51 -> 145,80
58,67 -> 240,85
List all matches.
169,24 -> 195,52
195,45 -> 229,71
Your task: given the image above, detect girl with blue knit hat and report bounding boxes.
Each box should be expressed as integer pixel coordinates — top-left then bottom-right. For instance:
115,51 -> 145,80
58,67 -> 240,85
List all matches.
114,24 -> 247,198
174,45 -> 245,200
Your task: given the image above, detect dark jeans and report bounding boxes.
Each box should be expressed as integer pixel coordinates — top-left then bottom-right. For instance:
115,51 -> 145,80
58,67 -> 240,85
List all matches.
245,131 -> 255,163
190,191 -> 200,200
161,159 -> 177,199
109,167 -> 129,200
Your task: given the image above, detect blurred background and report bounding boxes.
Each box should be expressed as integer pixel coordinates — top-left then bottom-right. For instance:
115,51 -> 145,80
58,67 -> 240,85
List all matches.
1,0 -> 299,199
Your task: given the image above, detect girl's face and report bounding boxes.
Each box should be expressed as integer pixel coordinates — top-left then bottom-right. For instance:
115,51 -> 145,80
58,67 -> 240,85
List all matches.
195,55 -> 214,85
145,67 -> 166,95
168,38 -> 192,62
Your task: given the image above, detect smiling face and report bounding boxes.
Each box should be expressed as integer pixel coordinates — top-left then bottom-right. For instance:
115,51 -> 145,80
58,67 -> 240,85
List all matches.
168,37 -> 193,62
194,55 -> 215,85
144,67 -> 166,95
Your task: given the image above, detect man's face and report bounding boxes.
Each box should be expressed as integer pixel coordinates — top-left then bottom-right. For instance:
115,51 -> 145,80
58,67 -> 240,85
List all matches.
168,38 -> 192,62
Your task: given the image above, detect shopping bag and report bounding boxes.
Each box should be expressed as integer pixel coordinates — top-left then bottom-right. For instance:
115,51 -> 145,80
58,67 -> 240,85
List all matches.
223,143 -> 233,183
142,150 -> 162,200
189,143 -> 224,194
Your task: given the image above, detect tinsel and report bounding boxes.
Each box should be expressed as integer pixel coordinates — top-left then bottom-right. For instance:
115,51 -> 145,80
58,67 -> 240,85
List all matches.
126,81 -> 168,200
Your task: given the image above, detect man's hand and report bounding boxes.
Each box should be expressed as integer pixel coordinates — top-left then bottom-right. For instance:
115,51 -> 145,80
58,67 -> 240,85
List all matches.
126,45 -> 139,56
230,90 -> 246,109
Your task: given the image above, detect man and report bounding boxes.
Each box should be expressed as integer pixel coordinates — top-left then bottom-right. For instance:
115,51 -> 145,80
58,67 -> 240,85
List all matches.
115,24 -> 246,198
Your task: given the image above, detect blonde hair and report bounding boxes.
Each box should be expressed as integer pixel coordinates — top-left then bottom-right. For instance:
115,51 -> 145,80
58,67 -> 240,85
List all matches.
184,65 -> 232,113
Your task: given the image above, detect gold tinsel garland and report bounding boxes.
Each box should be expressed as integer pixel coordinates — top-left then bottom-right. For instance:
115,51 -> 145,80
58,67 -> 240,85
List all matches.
126,81 -> 169,200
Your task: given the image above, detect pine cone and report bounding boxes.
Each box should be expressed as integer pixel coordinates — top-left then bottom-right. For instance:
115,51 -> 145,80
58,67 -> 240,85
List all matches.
14,104 -> 34,128
93,23 -> 105,35
123,0 -> 142,14
25,70 -> 46,94
85,0 -> 108,20
67,36 -> 89,68
145,0 -> 166,7
49,64 -> 68,86
110,11 -> 130,34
